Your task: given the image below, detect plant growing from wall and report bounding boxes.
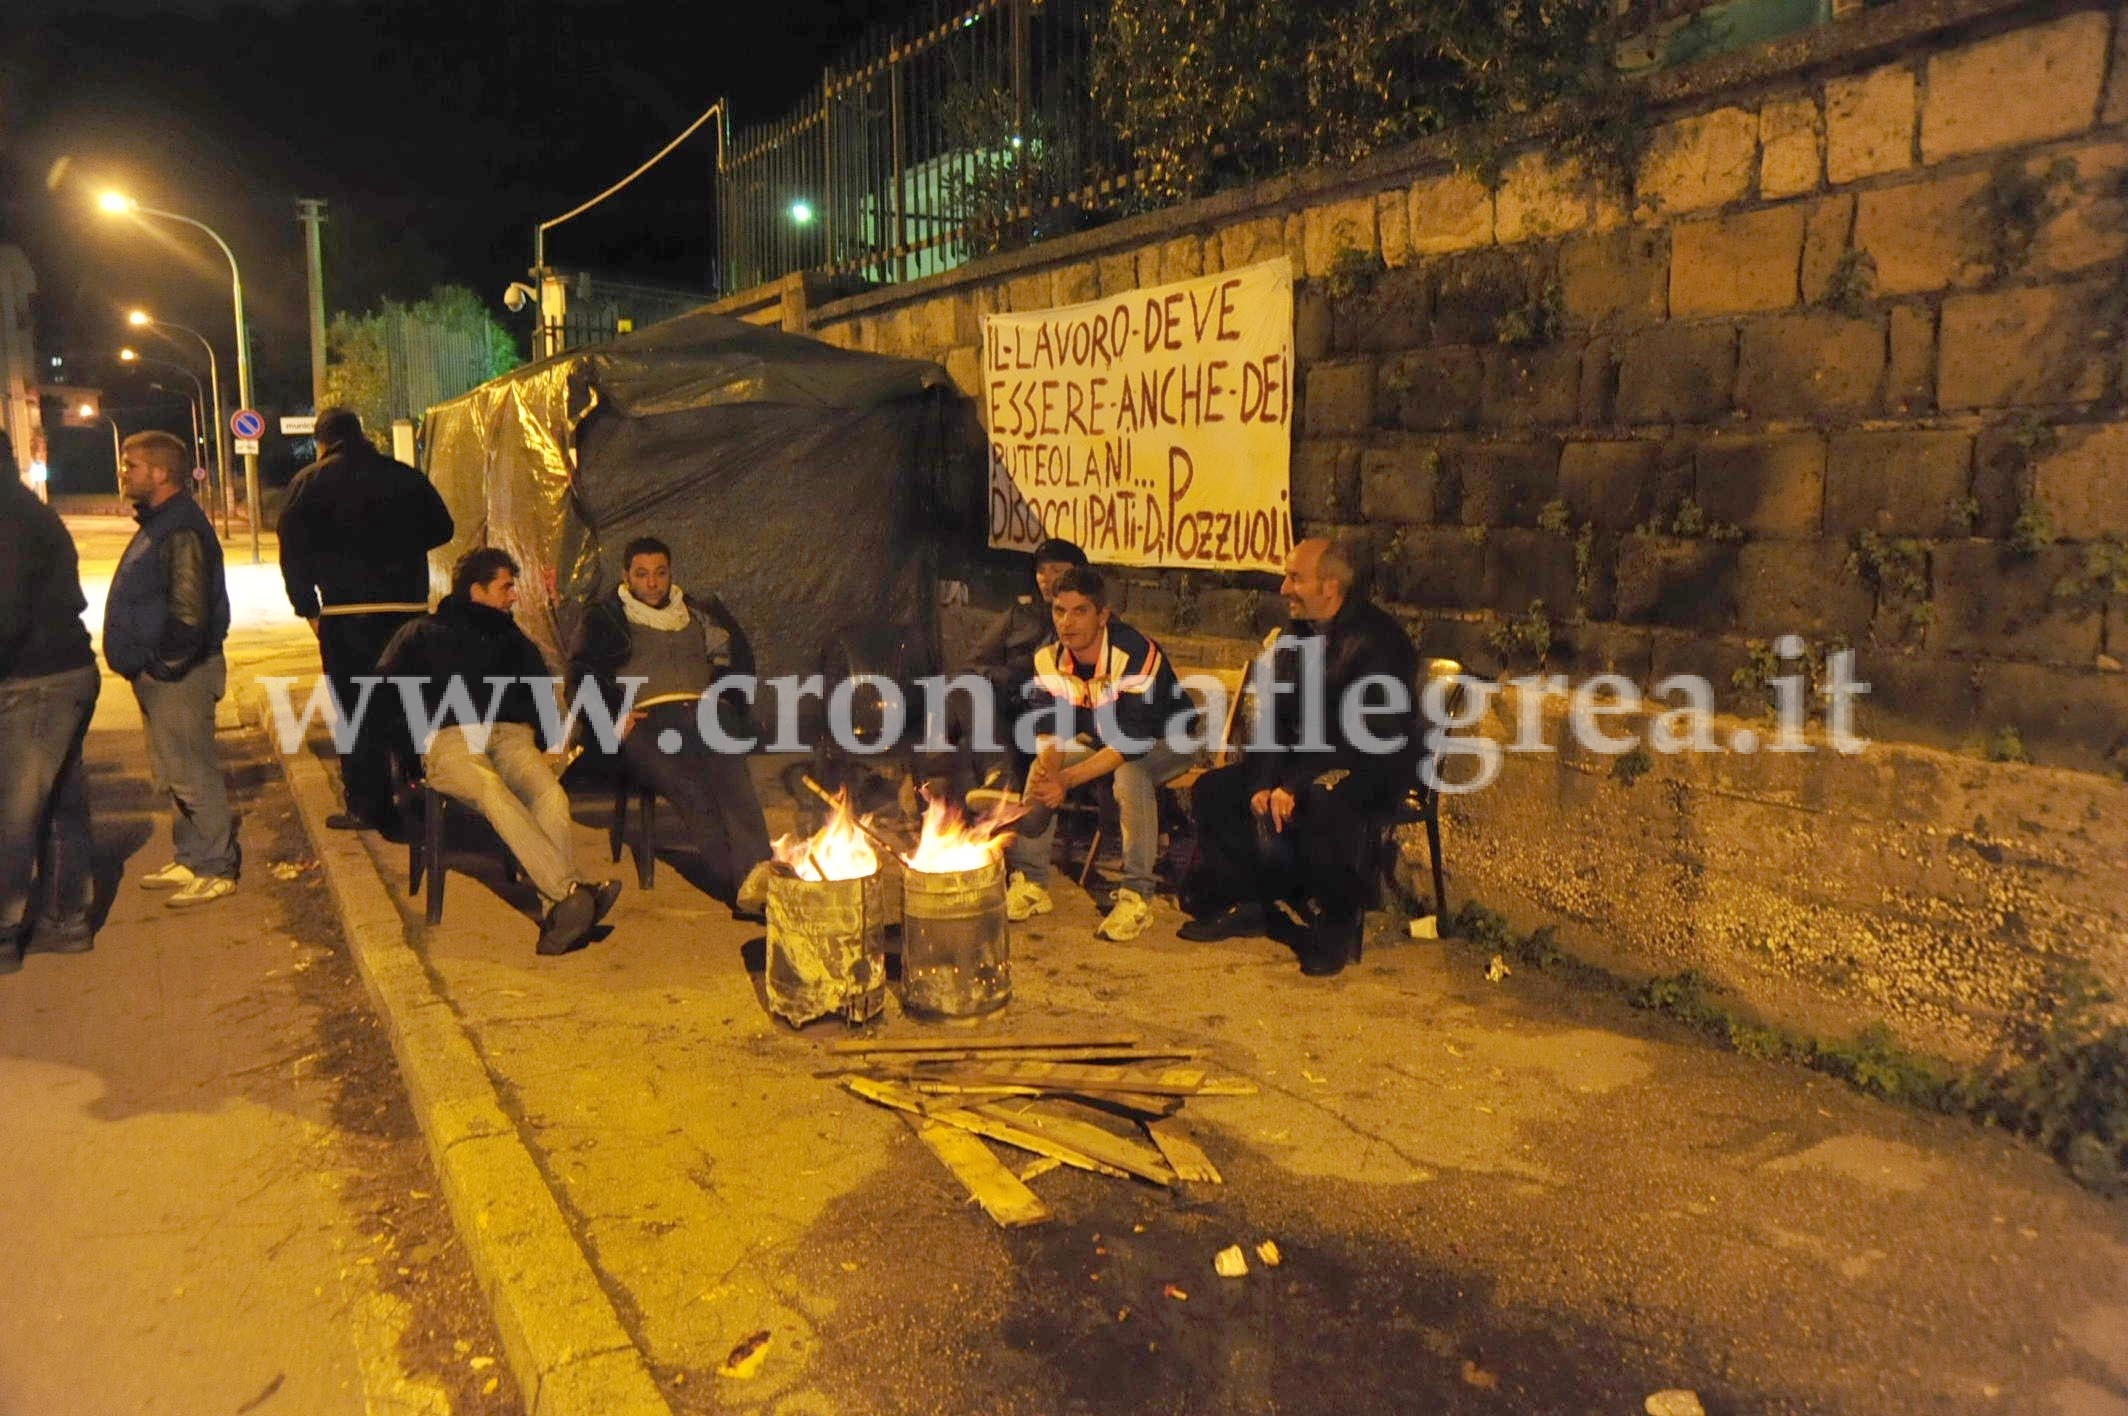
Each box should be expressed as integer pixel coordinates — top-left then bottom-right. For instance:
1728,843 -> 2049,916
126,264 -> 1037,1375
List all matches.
1494,279 -> 1565,347
1847,531 -> 1933,647
1817,248 -> 1878,316
1611,743 -> 1654,786
1972,155 -> 2079,287
1487,599 -> 1553,667
2051,535 -> 2128,626
1637,497 -> 1744,543
1538,499 -> 1600,606
1986,725 -> 2032,764
1323,246 -> 1386,302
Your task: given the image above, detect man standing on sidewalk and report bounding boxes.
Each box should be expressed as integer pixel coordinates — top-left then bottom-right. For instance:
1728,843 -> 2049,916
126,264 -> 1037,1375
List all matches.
0,441 -> 102,969
378,548 -> 617,956
277,407 -> 454,836
105,430 -> 238,908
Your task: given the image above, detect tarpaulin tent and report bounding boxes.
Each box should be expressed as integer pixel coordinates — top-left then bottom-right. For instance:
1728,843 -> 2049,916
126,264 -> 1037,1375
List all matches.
419,308 -> 974,689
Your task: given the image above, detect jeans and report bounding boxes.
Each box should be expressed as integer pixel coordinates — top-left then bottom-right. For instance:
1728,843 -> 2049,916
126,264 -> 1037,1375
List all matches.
0,664 -> 101,941
319,611 -> 419,823
133,655 -> 239,879
1007,738 -> 1195,900
424,723 -> 581,904
619,700 -> 770,903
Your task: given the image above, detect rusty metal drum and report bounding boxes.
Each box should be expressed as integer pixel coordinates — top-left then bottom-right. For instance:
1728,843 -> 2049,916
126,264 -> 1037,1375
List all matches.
764,869 -> 889,1026
899,854 -> 1012,1019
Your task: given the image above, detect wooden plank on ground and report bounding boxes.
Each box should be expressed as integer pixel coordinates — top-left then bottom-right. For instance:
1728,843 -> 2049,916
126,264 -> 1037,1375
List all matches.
969,1102 -> 1177,1186
907,1061 -> 1231,1096
1145,1118 -> 1224,1184
885,1046 -> 1206,1065
906,1115 -> 1052,1227
829,1034 -> 1139,1055
846,1077 -> 1131,1179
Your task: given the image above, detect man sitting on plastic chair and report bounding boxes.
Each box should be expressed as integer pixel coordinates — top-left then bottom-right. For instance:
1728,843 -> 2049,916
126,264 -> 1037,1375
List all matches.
1003,565 -> 1199,943
378,548 -> 618,956
567,535 -> 769,921
1177,537 -> 1418,977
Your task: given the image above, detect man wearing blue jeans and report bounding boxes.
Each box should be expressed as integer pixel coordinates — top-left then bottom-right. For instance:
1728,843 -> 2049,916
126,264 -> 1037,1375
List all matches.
105,431 -> 238,908
1,443 -> 102,970
1005,566 -> 1198,943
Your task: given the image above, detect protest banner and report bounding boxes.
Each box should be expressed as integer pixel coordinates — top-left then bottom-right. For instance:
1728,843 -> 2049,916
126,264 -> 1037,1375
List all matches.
983,257 -> 1294,573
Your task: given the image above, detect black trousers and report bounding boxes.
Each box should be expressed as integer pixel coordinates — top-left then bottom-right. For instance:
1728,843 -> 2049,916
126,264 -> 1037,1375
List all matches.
1187,763 -> 1390,923
620,701 -> 771,902
319,611 -> 418,823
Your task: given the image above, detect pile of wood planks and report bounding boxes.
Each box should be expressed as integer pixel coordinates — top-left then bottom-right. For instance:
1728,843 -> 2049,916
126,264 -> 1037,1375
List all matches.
832,1034 -> 1254,1228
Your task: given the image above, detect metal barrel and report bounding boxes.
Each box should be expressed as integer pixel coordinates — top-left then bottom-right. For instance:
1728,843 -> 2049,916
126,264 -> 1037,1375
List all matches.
765,870 -> 889,1027
899,854 -> 1012,1018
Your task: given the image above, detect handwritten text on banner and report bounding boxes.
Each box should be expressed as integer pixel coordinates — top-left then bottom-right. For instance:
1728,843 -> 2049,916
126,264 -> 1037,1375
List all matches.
983,257 -> 1294,573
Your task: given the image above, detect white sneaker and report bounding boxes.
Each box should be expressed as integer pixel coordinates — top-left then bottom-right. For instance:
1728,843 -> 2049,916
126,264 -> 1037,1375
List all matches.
140,862 -> 197,891
1096,887 -> 1153,942
166,875 -> 236,909
1004,871 -> 1053,923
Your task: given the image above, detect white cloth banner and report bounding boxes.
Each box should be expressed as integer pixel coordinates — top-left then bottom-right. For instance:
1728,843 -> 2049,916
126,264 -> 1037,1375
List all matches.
983,256 -> 1295,573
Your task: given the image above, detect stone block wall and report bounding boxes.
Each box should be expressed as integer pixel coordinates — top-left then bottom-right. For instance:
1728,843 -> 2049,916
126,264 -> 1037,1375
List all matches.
792,0 -> 2128,1052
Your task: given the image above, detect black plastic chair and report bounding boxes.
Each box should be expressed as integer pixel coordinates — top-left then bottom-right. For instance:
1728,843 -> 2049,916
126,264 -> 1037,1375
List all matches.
609,766 -> 660,889
405,780 -> 520,926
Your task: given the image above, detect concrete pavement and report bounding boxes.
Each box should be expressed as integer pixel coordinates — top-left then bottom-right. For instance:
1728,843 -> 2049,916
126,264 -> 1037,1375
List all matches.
0,515 -> 519,1416
217,528 -> 2128,1411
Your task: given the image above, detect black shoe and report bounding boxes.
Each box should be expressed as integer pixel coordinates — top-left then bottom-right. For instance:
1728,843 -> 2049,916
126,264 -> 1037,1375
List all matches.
0,934 -> 19,975
1177,901 -> 1270,942
590,879 -> 622,927
536,886 -> 598,956
26,918 -> 94,955
1299,913 -> 1360,977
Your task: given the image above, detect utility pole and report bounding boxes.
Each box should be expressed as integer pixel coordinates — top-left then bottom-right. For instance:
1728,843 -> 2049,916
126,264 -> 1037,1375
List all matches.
297,199 -> 328,411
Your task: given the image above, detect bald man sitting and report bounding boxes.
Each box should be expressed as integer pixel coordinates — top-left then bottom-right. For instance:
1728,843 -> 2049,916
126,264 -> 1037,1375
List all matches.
1178,538 -> 1418,976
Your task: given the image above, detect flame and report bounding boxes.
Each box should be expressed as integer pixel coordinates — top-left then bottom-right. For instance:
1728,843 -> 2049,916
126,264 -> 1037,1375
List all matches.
772,789 -> 879,882
901,794 -> 1020,875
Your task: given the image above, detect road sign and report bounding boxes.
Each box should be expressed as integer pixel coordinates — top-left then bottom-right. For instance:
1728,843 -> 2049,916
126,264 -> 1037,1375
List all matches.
233,437 -> 260,455
231,409 -> 265,440
281,415 -> 316,436
192,467 -> 209,482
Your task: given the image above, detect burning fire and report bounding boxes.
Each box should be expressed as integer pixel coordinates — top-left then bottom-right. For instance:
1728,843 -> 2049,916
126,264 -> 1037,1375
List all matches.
772,789 -> 880,882
901,794 -> 1019,875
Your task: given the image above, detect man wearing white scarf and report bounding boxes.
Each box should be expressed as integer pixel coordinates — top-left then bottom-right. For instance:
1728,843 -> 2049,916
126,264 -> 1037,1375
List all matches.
568,537 -> 770,916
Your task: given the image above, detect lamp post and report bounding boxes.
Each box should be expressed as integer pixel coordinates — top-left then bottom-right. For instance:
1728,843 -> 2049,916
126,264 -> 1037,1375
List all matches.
99,191 -> 262,563
79,402 -> 122,512
119,349 -> 208,473
128,309 -> 233,534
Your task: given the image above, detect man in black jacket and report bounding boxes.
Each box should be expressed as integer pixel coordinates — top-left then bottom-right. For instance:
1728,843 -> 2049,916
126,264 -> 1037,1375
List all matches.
1179,538 -> 1418,976
1,440 -> 102,969
278,407 -> 455,833
106,430 -> 238,909
567,536 -> 768,916
378,548 -> 615,955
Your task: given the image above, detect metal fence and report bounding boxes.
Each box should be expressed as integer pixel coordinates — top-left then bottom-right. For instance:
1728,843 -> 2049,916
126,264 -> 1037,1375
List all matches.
716,0 -> 1128,294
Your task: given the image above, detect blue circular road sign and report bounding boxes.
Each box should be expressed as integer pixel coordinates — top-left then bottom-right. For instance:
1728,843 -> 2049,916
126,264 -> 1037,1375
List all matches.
231,409 -> 265,439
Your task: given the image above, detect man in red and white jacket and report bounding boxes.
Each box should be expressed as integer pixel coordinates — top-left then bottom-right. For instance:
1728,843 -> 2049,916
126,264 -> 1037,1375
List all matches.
1005,565 -> 1200,942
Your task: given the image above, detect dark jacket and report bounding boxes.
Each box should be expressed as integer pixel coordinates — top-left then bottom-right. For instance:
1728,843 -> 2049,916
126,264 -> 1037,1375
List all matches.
0,479 -> 95,682
376,594 -> 557,749
1249,594 -> 1419,801
964,596 -> 1050,693
1024,617 -> 1195,760
277,440 -> 454,619
104,493 -> 229,681
566,586 -> 755,750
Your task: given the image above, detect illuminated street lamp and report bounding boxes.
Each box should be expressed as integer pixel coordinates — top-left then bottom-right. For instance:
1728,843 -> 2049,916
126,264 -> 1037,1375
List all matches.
98,190 -> 262,562
118,348 -> 209,487
789,199 -> 815,226
129,308 -> 233,532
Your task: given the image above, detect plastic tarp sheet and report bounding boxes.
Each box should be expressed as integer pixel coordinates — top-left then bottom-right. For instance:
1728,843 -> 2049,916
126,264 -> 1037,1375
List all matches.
419,307 -> 971,686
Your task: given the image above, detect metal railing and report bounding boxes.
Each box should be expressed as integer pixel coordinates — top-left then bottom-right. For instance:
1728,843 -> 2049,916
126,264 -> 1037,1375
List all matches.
716,0 -> 1128,294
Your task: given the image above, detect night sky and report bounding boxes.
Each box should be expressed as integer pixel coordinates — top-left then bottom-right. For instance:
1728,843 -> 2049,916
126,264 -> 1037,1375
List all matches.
1,0 -> 925,483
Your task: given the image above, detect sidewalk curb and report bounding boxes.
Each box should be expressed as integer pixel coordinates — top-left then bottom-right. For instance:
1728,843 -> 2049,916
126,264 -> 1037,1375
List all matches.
278,743 -> 674,1416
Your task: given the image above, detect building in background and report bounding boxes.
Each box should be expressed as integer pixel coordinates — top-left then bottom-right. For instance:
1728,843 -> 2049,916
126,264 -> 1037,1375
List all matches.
0,245 -> 48,499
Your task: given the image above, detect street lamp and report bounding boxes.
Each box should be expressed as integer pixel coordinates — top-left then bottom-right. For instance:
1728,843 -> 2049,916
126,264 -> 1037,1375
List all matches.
98,190 -> 262,563
129,308 -> 233,533
119,349 -> 209,492
80,401 -> 122,511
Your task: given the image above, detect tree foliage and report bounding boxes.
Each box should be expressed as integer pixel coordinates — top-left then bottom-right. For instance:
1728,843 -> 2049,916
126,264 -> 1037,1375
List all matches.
320,286 -> 520,448
1091,0 -> 1623,204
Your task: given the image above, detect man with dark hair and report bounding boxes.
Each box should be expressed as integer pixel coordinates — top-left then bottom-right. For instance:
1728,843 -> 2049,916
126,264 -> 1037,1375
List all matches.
1004,565 -> 1199,942
1,447 -> 101,968
378,548 -> 616,956
107,429 -> 238,907
568,536 -> 769,916
278,405 -> 455,834
1178,537 -> 1418,976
